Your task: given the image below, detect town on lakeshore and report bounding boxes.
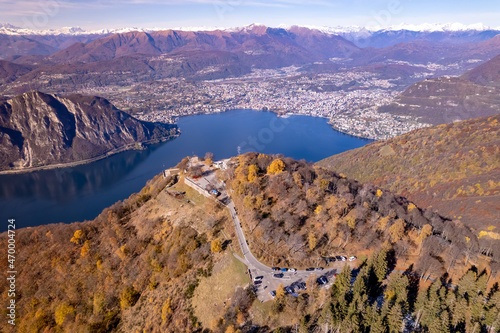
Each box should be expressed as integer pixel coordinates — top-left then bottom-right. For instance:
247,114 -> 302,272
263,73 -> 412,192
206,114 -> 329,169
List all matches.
66,66 -> 436,140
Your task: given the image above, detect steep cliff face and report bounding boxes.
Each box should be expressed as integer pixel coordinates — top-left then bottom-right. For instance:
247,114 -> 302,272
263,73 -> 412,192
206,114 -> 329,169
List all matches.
0,91 -> 178,171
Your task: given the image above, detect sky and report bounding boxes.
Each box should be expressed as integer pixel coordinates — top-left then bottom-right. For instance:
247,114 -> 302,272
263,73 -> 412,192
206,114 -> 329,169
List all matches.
1,0 -> 500,31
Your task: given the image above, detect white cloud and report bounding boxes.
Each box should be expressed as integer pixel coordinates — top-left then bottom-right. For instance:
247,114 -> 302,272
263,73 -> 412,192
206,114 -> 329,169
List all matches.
1,0 -> 335,9
119,0 -> 333,5
0,0 -> 77,17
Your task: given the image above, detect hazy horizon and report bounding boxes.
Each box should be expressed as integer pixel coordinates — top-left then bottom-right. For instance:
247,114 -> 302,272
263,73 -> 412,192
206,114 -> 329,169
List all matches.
1,0 -> 499,31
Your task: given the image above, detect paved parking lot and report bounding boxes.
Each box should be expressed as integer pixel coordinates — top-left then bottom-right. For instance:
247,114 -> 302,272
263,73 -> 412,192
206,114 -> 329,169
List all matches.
249,259 -> 355,301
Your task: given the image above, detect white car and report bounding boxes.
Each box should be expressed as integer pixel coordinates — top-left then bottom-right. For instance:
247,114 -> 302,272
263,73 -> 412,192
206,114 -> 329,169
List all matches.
348,256 -> 356,261
289,268 -> 297,272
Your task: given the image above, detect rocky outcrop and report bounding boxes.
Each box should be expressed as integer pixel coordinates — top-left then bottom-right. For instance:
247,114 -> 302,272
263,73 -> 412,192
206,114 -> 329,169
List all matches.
0,91 -> 178,171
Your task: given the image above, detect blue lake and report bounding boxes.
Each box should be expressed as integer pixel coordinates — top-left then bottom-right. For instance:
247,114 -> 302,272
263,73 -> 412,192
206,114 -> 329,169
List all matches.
0,109 -> 372,230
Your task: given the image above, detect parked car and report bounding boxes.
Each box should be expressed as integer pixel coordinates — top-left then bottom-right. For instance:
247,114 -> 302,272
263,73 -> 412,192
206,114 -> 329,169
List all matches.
340,256 -> 347,261
349,256 -> 357,261
285,286 -> 294,294
272,267 -> 280,271
253,276 -> 264,281
281,268 -> 288,272
289,268 -> 297,272
335,256 -> 342,260
297,282 -> 307,290
270,291 -> 276,298
306,267 -> 315,271
254,280 -> 262,285
273,273 -> 284,278
316,276 -> 328,285
316,267 -> 324,271
325,257 -> 336,263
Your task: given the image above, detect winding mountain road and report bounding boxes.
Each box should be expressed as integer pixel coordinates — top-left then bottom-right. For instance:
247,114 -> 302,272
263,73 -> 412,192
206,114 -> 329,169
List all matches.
186,165 -> 347,301
226,201 -> 271,271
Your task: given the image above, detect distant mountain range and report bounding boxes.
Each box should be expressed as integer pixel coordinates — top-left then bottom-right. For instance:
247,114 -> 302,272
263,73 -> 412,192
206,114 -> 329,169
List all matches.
0,25 -> 360,92
0,23 -> 500,46
0,91 -> 178,172
1,22 -> 499,58
1,23 -> 500,130
40,26 -> 355,64
1,23 -> 500,95
315,23 -> 500,47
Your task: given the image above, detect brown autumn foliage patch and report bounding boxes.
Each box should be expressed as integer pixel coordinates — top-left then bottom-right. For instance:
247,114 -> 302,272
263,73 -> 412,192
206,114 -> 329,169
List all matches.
2,152 -> 500,332
0,173 -> 235,332
318,114 -> 500,234
224,153 -> 495,281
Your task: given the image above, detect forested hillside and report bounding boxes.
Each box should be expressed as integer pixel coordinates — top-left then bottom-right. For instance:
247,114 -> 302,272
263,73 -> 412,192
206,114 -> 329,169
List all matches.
1,154 -> 500,332
0,172 -> 236,332
379,54 -> 500,125
225,153 -> 499,283
318,115 -> 500,233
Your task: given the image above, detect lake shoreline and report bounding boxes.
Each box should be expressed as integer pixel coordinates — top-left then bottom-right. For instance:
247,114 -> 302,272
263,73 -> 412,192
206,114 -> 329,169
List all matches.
1,109 -> 374,175
0,135 -> 178,175
172,108 -> 377,141
0,109 -> 372,230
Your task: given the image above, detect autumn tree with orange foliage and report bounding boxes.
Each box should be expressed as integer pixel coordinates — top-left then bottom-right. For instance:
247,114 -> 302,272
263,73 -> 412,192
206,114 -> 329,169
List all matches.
248,164 -> 259,182
388,219 -> 406,243
267,159 -> 285,175
211,239 -> 223,253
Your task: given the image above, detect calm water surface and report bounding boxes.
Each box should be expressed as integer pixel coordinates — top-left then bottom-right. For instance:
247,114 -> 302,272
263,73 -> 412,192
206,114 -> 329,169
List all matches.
0,110 -> 371,230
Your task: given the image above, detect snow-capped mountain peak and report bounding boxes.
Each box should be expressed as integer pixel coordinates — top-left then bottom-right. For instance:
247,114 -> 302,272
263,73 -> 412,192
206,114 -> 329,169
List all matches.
301,22 -> 498,34
0,24 -> 88,36
384,22 -> 493,32
0,24 -> 226,36
0,22 -> 498,36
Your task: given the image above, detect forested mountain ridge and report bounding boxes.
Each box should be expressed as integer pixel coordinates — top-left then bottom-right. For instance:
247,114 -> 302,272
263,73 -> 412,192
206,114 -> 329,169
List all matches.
0,172 -> 235,332
317,114 -> 500,234
226,153 -> 497,275
3,25 -> 500,96
379,53 -> 500,124
1,155 -> 500,332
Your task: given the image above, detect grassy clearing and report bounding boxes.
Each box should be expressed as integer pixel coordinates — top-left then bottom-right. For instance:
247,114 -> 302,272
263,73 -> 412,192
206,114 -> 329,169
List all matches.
249,298 -> 298,328
249,298 -> 273,323
170,178 -> 207,206
192,253 -> 250,326
221,208 -> 245,258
